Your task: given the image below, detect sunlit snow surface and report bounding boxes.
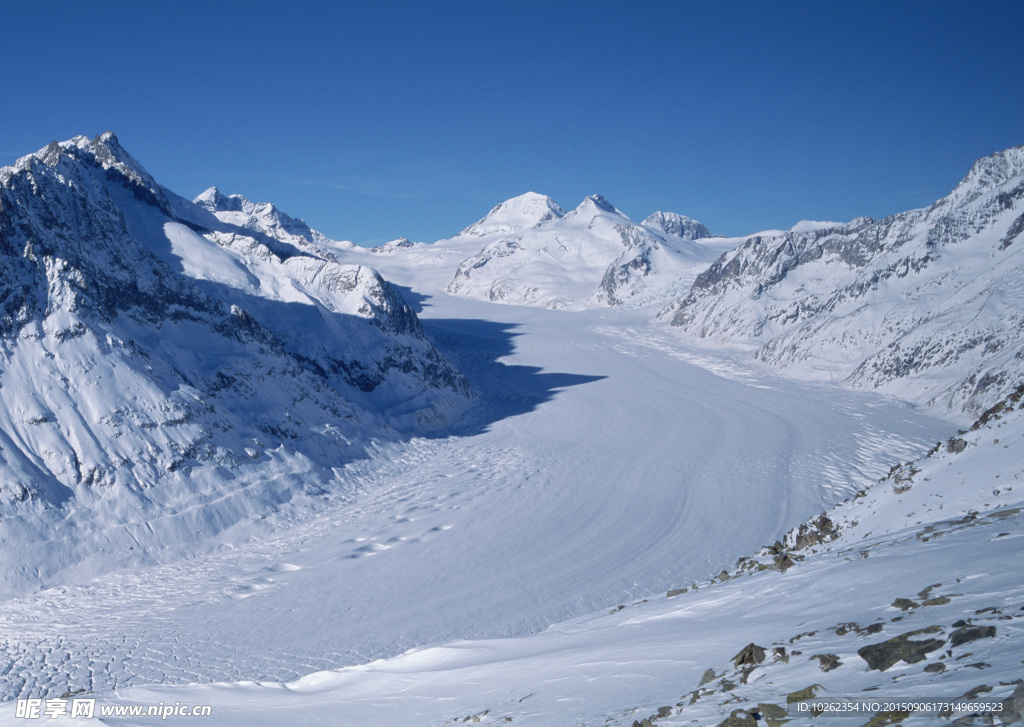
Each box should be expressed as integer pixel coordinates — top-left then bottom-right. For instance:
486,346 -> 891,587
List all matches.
0,289 -> 956,721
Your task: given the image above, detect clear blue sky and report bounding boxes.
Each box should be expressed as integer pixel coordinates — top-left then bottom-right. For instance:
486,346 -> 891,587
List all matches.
3,1 -> 1022,244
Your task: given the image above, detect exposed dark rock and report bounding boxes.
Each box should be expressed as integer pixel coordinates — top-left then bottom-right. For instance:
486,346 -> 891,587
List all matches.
857,627 -> 946,671
888,463 -> 920,494
698,668 -> 717,687
942,685 -> 994,719
811,653 -> 842,672
757,704 -> 786,727
789,631 -> 817,643
714,709 -> 757,727
950,626 -> 997,647
793,514 -> 838,549
1000,682 -> 1024,724
773,553 -> 796,571
861,709 -> 911,726
757,703 -> 788,723
732,643 -> 766,668
786,684 -> 825,714
946,437 -> 968,454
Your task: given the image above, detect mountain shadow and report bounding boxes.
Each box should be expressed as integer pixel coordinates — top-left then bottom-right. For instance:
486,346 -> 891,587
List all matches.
418,314 -> 608,437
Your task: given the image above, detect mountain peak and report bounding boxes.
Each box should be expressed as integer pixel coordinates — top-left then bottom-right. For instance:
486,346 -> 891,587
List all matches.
194,186 -> 245,213
937,144 -> 1024,210
459,192 -> 565,236
566,195 -> 625,219
6,131 -> 171,215
583,194 -> 619,213
642,211 -> 711,240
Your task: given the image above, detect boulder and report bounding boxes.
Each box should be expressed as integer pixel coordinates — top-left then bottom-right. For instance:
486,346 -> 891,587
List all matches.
950,625 -> 996,647
811,653 -> 841,671
732,643 -> 766,667
857,628 -> 945,671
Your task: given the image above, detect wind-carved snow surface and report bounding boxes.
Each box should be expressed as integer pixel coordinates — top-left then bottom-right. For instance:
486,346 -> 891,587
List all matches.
661,145 -> 1024,418
0,133 -> 471,595
444,193 -> 721,309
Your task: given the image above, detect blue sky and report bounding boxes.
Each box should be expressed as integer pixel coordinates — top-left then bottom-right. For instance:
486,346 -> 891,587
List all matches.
4,1 -> 1023,244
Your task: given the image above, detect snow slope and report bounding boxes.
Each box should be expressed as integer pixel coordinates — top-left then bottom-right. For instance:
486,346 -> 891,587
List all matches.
661,145 -> 1024,418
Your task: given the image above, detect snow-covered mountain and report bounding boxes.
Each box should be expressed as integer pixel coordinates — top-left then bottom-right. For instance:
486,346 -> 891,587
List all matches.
641,210 -> 712,240
445,193 -> 720,309
661,145 -> 1024,417
458,191 -> 566,236
193,186 -> 354,255
0,132 -> 471,593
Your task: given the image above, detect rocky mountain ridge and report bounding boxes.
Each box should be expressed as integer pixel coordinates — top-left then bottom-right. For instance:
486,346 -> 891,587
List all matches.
661,145 -> 1024,417
641,211 -> 712,241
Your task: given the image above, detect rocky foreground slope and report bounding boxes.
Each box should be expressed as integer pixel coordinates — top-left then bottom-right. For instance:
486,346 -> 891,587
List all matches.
0,133 -> 471,593
661,146 -> 1024,418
